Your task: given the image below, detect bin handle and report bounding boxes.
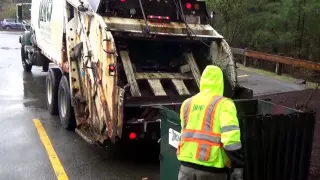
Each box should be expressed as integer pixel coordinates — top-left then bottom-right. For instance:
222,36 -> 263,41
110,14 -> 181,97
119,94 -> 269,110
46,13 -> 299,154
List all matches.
166,119 -> 180,126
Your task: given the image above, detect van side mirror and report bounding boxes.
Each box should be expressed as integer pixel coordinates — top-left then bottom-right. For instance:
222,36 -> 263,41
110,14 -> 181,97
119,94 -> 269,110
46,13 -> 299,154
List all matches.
16,4 -> 23,22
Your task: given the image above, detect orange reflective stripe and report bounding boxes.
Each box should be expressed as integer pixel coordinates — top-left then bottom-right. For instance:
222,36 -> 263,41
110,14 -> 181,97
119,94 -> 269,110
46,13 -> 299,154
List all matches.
204,96 -> 224,131
182,98 -> 192,129
177,142 -> 181,155
181,138 -> 222,147
183,129 -> 221,137
181,131 -> 221,143
205,144 -> 211,161
178,98 -> 192,155
201,95 -> 219,130
197,144 -> 208,161
196,96 -> 224,161
226,160 -> 231,168
210,97 -> 225,132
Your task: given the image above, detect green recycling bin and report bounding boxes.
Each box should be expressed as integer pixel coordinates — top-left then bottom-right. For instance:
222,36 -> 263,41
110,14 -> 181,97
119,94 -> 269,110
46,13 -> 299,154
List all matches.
159,99 -> 316,180
159,107 -> 182,180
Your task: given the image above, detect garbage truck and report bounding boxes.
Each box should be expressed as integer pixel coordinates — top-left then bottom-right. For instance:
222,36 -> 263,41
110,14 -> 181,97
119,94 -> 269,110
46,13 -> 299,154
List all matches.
18,0 -> 252,146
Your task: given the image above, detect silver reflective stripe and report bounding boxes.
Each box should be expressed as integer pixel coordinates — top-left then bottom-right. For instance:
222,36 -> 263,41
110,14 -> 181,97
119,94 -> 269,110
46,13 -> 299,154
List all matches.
224,142 -> 242,151
183,98 -> 192,129
221,125 -> 240,133
198,144 -> 208,161
181,131 -> 221,143
204,96 -> 224,131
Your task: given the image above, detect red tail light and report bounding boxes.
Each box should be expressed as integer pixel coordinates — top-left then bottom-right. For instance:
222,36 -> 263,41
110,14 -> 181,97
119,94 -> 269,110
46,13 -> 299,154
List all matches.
120,0 -> 125,2
129,132 -> 137,140
109,65 -> 115,71
185,2 -> 192,9
147,15 -> 170,20
109,64 -> 115,76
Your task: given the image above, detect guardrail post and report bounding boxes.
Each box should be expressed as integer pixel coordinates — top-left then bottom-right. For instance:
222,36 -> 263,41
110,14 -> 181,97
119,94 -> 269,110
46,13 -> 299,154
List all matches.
243,56 -> 248,67
275,63 -> 282,75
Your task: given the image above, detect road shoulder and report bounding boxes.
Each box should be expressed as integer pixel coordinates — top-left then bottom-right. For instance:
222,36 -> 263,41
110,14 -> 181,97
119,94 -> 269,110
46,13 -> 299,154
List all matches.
237,64 -> 318,89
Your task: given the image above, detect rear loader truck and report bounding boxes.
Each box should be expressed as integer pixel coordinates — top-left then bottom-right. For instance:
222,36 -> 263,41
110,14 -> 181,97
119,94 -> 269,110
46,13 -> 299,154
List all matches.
18,0 -> 253,147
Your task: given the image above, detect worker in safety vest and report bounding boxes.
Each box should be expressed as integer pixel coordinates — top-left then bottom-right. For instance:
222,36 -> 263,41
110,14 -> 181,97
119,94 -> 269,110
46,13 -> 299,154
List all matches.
177,65 -> 244,180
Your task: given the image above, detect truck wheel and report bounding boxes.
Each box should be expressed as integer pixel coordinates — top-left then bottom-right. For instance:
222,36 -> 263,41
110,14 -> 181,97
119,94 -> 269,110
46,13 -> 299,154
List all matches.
58,75 -> 76,130
21,46 -> 32,72
21,46 -> 26,62
46,68 -> 62,115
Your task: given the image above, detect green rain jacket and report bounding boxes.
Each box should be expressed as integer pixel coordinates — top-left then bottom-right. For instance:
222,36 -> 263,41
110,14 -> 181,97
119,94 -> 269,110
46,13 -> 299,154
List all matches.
178,65 -> 244,172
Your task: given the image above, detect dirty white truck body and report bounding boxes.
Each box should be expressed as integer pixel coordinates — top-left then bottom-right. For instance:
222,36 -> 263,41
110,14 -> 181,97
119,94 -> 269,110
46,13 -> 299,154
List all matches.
20,0 -> 239,146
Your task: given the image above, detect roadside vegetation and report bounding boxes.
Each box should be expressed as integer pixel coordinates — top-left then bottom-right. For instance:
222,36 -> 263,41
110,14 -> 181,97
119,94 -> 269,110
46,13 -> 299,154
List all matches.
2,0 -> 319,63
0,0 -> 31,20
208,0 -> 320,62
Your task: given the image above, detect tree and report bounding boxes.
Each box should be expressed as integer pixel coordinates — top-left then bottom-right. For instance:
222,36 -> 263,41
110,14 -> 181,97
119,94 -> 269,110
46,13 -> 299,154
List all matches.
207,0 -> 320,62
0,0 -> 31,20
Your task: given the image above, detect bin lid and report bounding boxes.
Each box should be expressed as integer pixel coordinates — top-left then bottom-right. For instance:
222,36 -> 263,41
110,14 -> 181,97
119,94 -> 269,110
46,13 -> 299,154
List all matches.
158,106 -> 181,126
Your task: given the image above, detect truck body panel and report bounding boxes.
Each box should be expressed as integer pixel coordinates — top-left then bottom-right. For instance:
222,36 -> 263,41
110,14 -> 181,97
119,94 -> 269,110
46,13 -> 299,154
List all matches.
31,0 -> 65,65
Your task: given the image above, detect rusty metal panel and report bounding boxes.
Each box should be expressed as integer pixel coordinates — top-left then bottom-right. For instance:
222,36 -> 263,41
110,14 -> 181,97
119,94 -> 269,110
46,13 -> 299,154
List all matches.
104,17 -> 224,38
119,51 -> 142,97
210,40 -> 238,97
117,87 -> 125,138
65,14 -> 81,98
135,72 -> 193,80
86,15 -> 118,142
147,79 -> 167,96
184,53 -> 201,88
64,7 -> 119,144
171,79 -> 190,95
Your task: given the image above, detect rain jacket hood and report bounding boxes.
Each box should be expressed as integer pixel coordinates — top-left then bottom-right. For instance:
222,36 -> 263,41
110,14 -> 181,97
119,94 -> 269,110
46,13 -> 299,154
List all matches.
199,65 -> 224,95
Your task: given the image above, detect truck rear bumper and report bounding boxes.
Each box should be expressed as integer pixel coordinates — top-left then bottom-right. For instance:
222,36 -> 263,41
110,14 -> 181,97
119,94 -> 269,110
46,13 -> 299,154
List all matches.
122,119 -> 161,143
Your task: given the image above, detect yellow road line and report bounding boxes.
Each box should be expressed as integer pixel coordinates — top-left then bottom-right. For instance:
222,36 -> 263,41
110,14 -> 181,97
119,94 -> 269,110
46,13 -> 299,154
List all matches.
33,119 -> 69,180
238,75 -> 249,78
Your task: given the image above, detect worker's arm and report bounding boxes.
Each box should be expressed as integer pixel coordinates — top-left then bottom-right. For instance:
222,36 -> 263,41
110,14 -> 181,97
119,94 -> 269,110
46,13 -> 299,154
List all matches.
219,99 -> 244,168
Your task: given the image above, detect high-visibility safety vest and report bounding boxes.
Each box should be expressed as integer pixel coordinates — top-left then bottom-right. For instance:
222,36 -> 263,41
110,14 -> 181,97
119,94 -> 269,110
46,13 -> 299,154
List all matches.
177,93 -> 242,168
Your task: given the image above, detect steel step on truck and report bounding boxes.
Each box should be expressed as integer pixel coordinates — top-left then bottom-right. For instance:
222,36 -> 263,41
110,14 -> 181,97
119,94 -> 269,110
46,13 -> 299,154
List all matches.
18,0 -> 252,147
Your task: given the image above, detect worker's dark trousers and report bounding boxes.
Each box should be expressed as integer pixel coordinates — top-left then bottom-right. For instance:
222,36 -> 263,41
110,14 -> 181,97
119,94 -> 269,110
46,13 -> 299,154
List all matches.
178,165 -> 227,180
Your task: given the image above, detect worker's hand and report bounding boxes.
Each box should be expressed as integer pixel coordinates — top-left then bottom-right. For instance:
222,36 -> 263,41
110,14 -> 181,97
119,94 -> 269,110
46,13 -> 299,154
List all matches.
230,168 -> 243,180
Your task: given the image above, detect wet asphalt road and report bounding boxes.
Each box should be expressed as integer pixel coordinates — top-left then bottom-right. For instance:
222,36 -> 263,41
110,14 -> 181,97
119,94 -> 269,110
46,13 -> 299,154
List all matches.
237,68 -> 306,96
0,31 -> 159,180
0,31 -> 307,180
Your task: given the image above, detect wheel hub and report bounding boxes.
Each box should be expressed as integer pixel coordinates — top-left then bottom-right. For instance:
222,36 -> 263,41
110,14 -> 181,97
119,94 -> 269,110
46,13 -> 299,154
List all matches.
59,88 -> 67,118
47,78 -> 52,105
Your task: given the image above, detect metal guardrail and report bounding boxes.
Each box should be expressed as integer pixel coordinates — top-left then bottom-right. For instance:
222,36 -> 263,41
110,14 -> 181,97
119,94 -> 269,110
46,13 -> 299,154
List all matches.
231,48 -> 320,74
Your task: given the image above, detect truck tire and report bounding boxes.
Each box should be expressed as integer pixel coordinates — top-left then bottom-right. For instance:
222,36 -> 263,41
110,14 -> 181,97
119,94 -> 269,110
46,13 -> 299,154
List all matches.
21,46 -> 32,72
58,75 -> 76,130
46,68 -> 62,115
21,46 -> 26,62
